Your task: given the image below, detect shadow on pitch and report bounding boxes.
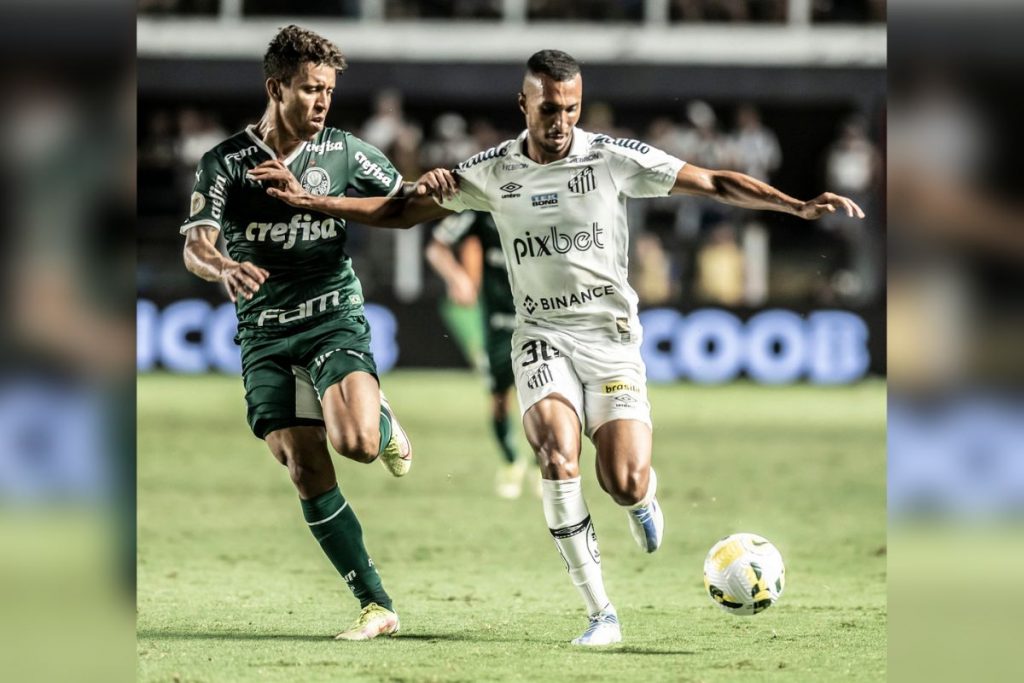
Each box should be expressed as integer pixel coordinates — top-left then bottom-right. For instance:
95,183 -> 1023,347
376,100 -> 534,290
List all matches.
139,630 -> 488,643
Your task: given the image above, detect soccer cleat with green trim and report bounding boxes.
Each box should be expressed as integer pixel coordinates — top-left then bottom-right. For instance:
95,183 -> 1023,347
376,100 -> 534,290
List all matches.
378,392 -> 412,477
334,602 -> 400,641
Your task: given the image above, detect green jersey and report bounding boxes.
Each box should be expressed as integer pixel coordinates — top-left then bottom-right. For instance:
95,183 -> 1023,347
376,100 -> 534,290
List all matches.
433,211 -> 515,325
180,125 -> 402,340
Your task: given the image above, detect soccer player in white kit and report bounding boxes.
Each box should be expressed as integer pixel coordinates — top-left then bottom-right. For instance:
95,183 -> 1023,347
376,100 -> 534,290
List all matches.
249,49 -> 865,646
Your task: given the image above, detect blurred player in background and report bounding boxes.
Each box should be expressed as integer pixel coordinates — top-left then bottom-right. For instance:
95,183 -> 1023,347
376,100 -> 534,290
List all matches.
250,48 -> 864,646
180,25 -> 412,641
426,211 -> 541,499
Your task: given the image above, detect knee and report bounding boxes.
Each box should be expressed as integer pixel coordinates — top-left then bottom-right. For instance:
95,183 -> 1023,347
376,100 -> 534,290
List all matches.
602,465 -> 649,506
327,424 -> 380,463
535,438 -> 579,479
268,443 -> 332,496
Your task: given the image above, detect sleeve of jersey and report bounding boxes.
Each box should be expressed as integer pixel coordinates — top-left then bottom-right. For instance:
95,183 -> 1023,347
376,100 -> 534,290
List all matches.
606,140 -> 686,199
436,166 -> 492,213
345,136 -> 404,198
179,151 -> 231,235
433,211 -> 476,246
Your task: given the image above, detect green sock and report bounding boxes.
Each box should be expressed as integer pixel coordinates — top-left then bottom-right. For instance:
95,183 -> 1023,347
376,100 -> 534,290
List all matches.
491,414 -> 518,464
377,409 -> 393,457
301,486 -> 393,611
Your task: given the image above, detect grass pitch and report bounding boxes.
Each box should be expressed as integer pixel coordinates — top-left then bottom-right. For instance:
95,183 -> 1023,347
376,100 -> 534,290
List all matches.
138,371 -> 886,682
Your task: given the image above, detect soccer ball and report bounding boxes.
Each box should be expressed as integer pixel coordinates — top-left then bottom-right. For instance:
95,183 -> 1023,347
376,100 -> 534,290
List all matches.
703,532 -> 786,616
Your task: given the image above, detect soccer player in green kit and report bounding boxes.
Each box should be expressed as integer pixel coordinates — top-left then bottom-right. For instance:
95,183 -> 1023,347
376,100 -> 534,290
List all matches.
427,211 -> 541,499
180,25 -> 411,641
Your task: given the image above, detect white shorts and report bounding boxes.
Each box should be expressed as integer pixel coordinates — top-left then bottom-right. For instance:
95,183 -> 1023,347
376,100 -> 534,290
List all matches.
511,327 -> 651,440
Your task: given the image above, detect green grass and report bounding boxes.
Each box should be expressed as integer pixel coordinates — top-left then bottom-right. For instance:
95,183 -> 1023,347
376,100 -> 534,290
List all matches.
138,371 -> 886,682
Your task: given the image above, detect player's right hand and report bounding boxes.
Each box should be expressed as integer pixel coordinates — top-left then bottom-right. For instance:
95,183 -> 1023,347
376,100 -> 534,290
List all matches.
248,160 -> 310,208
414,168 -> 459,202
220,261 -> 270,302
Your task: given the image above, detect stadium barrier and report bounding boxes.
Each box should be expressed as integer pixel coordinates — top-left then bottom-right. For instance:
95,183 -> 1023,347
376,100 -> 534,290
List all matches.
137,298 -> 878,384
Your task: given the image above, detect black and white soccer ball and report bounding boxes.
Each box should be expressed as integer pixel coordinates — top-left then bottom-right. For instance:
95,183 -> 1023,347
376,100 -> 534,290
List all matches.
703,532 -> 786,616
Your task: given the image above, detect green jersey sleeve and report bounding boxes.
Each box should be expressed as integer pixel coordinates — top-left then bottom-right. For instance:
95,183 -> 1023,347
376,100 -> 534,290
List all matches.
180,150 -> 232,235
344,135 -> 403,198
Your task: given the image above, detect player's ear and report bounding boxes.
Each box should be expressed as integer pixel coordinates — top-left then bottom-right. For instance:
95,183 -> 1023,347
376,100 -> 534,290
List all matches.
517,92 -> 526,115
267,79 -> 282,102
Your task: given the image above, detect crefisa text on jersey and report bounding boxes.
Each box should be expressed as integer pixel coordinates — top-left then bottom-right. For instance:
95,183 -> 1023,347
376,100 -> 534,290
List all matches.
244,213 -> 340,249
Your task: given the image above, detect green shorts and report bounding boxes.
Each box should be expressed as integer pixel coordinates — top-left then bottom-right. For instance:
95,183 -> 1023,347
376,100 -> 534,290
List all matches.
239,315 -> 379,439
484,317 -> 514,395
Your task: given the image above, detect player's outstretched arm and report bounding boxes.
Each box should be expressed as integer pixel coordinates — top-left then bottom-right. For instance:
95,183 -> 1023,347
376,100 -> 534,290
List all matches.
248,160 -> 454,228
183,225 -> 269,302
671,163 -> 865,220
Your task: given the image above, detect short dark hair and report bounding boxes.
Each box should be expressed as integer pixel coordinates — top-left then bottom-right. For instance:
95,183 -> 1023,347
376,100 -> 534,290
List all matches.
263,25 -> 347,85
526,50 -> 581,82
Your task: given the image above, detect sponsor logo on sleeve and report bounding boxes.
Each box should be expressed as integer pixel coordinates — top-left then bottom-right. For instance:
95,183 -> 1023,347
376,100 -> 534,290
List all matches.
209,174 -> 228,219
189,191 -> 205,217
300,167 -> 332,195
354,151 -> 394,188
459,143 -> 510,170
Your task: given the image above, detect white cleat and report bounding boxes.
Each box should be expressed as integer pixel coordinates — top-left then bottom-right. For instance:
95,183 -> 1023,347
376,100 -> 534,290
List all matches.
627,496 -> 664,553
334,602 -> 400,641
571,608 -> 622,646
378,392 -> 412,477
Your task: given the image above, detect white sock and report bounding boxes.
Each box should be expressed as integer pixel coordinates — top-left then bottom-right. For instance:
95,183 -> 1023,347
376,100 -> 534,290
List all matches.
626,467 -> 657,511
541,477 -> 612,616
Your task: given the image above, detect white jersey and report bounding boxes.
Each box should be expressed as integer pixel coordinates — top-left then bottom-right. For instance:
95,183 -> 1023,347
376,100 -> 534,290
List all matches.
438,127 -> 684,342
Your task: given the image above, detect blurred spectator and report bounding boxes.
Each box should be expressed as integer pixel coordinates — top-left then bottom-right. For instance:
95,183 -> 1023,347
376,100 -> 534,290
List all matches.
671,0 -> 785,23
821,113 -> 882,304
731,103 -> 781,182
362,89 -> 406,152
386,0 -> 501,19
581,101 -> 634,138
362,89 -> 423,181
174,107 -> 227,198
420,112 -> 478,170
730,104 -> 780,306
813,0 -> 885,23
244,0 -> 361,17
139,0 -> 219,15
529,0 -> 643,22
632,232 -> 676,305
695,223 -> 745,306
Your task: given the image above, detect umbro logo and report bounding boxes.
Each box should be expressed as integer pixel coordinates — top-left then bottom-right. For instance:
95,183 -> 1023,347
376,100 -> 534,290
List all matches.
500,182 -> 523,198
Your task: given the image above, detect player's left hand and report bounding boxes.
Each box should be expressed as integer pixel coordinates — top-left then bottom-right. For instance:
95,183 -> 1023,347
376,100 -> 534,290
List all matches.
796,192 -> 866,220
414,168 -> 459,202
248,160 -> 311,207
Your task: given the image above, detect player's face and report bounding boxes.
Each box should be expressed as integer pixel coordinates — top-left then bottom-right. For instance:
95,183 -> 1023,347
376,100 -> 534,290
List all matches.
519,73 -> 582,161
274,62 -> 336,140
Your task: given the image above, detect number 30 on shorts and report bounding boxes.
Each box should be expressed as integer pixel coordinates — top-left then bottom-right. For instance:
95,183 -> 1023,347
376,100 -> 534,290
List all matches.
520,340 -> 561,367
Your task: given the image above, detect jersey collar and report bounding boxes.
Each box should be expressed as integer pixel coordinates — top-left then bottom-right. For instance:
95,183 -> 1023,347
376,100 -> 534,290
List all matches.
511,127 -> 589,164
245,124 -> 308,166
